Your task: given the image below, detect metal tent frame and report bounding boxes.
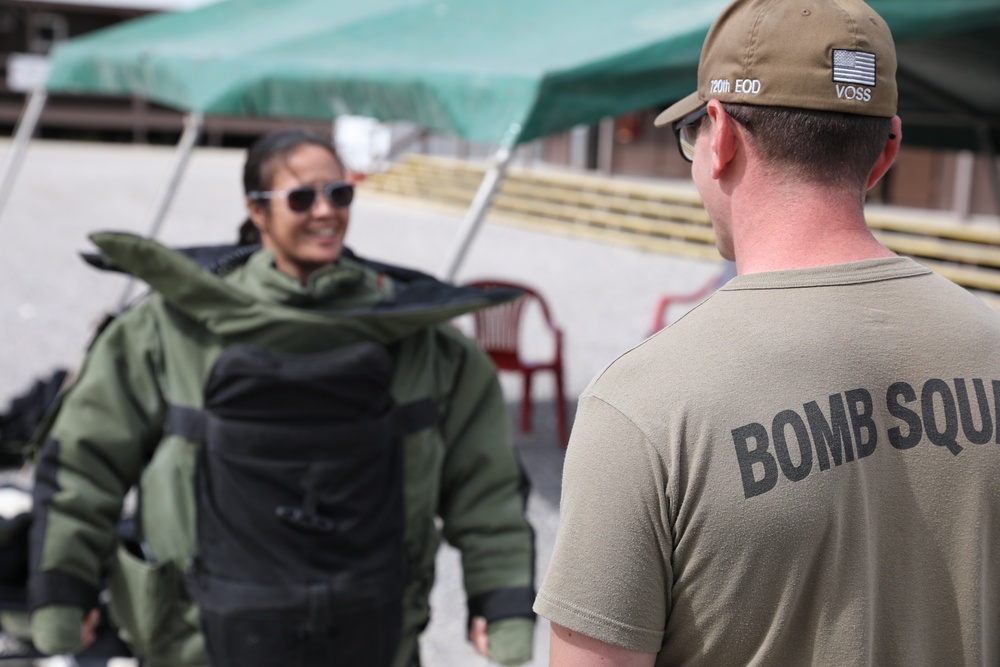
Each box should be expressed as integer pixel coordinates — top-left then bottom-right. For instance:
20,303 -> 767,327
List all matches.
2,0 -> 999,284
0,89 -> 516,284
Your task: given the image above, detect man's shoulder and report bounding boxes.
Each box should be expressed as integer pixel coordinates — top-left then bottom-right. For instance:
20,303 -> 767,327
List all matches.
583,322 -> 721,406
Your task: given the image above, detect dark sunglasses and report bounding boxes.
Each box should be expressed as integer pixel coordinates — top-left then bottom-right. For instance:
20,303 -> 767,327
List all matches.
248,181 -> 355,212
673,106 -> 755,163
673,106 -> 709,163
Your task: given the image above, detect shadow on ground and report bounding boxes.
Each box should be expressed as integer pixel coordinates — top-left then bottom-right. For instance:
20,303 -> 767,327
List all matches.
507,399 -> 575,508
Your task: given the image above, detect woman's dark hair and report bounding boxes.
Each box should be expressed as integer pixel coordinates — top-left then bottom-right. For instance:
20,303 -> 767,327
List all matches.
236,218 -> 261,246
242,128 -> 342,196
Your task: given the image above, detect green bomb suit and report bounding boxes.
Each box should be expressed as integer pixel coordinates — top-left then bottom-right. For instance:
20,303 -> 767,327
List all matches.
28,233 -> 535,666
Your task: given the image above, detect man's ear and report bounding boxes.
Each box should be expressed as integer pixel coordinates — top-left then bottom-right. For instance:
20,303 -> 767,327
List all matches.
866,115 -> 902,191
706,100 -> 740,180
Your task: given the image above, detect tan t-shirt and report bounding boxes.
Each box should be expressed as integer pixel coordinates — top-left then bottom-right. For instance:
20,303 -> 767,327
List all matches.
535,257 -> 1000,666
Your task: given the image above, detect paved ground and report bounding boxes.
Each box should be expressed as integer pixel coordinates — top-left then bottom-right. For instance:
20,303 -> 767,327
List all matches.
0,138 -> 722,666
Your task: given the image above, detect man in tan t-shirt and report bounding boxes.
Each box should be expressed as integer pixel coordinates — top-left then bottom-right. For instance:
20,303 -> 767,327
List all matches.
534,0 -> 1000,665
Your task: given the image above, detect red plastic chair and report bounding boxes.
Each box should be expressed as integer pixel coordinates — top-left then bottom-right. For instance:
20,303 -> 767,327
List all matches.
648,271 -> 727,336
465,280 -> 569,447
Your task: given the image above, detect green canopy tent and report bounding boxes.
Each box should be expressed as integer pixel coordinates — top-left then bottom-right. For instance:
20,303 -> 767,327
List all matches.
2,0 -> 999,279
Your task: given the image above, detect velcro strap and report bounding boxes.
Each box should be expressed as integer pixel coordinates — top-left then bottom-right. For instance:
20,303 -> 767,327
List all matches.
166,404 -> 207,444
168,398 -> 434,445
28,571 -> 100,611
395,398 -> 436,434
184,570 -> 310,615
467,586 -> 536,625
184,569 -> 392,616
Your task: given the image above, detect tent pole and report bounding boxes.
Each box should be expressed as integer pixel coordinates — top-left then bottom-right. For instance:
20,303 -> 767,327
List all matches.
437,144 -> 515,282
116,112 -> 203,309
0,88 -> 48,224
142,111 -> 204,240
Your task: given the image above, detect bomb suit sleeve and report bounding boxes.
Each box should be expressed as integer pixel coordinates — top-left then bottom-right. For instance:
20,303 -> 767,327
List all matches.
434,327 -> 536,633
29,306 -> 166,655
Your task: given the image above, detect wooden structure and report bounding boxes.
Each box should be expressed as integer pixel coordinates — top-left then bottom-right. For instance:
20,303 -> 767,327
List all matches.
363,154 -> 1000,312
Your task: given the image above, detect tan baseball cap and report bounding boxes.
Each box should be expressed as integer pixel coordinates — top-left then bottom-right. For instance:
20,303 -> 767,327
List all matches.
654,0 -> 897,127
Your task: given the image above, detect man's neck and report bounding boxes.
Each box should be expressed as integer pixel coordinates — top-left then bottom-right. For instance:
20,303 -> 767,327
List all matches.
730,178 -> 895,275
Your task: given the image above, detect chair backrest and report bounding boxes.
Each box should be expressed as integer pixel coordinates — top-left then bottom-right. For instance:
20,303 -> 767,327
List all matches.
464,280 -> 560,368
648,263 -> 737,336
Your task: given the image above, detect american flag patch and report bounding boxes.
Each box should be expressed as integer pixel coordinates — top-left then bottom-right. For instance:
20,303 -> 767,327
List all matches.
832,49 -> 876,86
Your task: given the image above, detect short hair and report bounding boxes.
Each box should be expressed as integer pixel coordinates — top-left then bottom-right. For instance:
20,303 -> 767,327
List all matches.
720,103 -> 893,188
242,128 -> 342,196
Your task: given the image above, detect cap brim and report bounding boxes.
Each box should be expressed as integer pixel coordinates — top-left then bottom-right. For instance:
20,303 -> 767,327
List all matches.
654,92 -> 705,128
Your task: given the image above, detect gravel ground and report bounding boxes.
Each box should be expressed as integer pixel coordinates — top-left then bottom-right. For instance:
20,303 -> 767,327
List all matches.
0,138 -> 722,666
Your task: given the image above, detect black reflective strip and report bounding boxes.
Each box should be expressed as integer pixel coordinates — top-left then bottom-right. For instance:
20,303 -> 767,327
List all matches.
28,438 -> 101,611
166,404 -> 207,444
467,586 -> 536,625
29,437 -> 60,577
396,398 -> 437,435
28,570 -> 100,611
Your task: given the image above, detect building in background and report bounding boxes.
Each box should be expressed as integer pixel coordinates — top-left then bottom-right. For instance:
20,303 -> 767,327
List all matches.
541,109 -> 1000,219
1,0 -> 330,145
1,1 -> 996,218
